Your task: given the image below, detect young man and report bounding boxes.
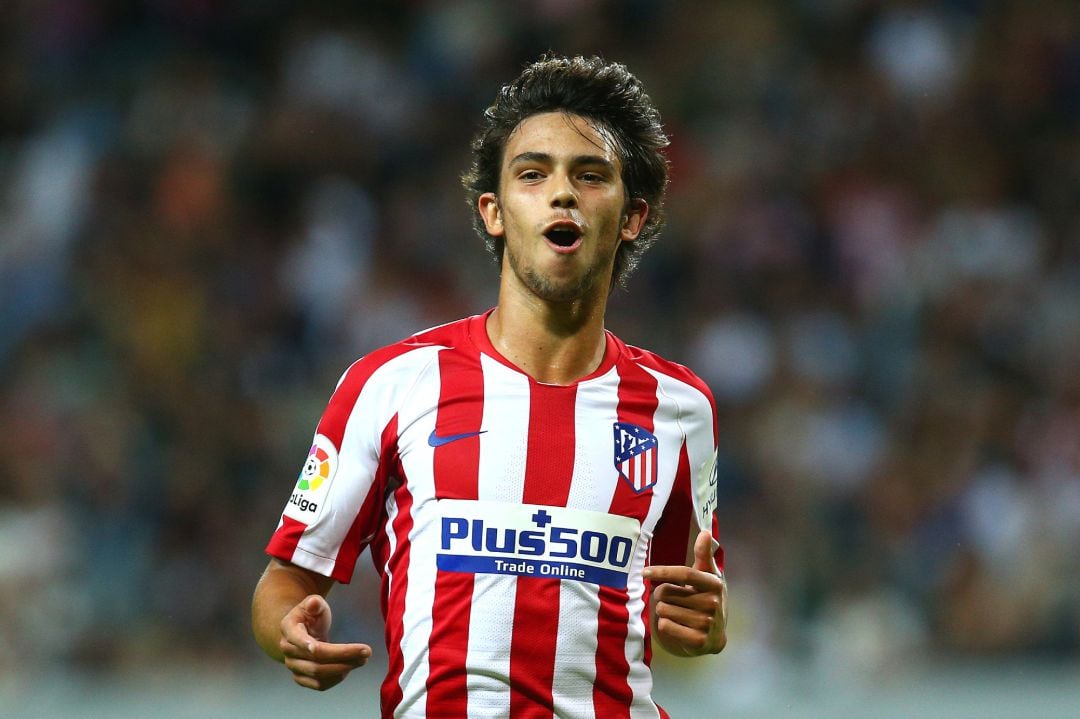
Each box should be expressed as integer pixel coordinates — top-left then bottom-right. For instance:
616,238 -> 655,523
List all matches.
252,55 -> 727,718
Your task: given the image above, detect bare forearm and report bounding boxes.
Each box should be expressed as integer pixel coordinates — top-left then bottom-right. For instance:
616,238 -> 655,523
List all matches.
252,560 -> 330,662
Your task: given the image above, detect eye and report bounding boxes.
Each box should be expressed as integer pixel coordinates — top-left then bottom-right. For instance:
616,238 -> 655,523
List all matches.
518,169 -> 545,181
579,171 -> 607,183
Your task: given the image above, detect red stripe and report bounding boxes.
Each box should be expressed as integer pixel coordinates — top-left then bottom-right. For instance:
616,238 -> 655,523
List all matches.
265,515 -> 306,559
594,359 -> 659,718
652,445 -> 723,572
369,434 -> 407,622
426,348 -> 485,715
509,383 -> 578,718
380,480 -> 416,719
651,443 -> 693,568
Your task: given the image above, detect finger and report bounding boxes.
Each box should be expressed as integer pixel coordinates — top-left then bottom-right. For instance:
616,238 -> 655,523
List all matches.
281,595 -> 332,654
653,601 -> 716,633
301,593 -> 330,618
285,656 -> 365,680
281,615 -> 318,655
300,594 -> 332,639
289,669 -> 347,692
309,640 -> 373,666
655,616 -> 710,653
653,585 -> 723,617
644,564 -> 724,591
653,580 -> 720,603
692,530 -> 715,572
292,673 -> 322,691
651,580 -> 694,597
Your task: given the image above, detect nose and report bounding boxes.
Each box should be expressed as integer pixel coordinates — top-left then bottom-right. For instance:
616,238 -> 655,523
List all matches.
549,173 -> 577,209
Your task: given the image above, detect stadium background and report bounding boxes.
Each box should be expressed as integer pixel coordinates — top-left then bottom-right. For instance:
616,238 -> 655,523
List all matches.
1,1 -> 1078,717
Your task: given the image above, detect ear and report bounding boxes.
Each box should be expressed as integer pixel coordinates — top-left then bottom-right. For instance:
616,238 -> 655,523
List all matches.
619,199 -> 649,243
478,192 -> 504,237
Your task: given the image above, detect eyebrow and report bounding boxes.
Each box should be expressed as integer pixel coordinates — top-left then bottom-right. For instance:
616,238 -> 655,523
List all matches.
508,151 -> 617,171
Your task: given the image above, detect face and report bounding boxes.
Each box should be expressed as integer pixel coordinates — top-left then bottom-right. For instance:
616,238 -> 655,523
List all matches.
478,111 -> 648,305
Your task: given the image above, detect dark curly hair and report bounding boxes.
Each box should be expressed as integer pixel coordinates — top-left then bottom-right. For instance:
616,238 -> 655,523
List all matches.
462,55 -> 670,288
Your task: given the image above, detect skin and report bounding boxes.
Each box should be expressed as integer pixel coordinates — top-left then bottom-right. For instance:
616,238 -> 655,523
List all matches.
251,110 -> 726,692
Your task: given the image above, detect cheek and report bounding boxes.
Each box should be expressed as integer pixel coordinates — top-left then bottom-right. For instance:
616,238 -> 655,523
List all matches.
600,208 -> 631,242
500,201 -> 534,235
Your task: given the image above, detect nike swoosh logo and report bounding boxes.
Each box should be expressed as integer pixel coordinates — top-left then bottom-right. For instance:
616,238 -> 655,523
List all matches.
428,429 -> 486,447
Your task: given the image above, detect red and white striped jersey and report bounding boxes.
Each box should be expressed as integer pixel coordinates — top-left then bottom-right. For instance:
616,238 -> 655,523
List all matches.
266,312 -> 720,719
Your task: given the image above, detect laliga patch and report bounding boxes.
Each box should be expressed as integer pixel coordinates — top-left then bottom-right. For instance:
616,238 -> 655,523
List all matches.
613,422 -> 658,493
437,500 -> 642,589
285,434 -> 338,519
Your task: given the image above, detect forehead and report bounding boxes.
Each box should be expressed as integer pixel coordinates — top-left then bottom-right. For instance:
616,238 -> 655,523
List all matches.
503,111 -> 620,167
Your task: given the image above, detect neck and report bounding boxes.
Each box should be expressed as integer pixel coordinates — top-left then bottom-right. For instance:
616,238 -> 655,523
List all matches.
486,287 -> 610,386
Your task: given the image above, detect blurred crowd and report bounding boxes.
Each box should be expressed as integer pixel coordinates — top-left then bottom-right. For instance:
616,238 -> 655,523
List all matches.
1,0 -> 1078,691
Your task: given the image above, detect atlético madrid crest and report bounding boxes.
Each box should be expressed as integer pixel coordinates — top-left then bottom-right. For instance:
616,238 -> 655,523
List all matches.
613,422 -> 658,493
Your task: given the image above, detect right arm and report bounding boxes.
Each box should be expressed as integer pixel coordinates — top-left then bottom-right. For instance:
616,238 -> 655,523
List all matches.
254,348 -> 431,688
252,558 -> 372,691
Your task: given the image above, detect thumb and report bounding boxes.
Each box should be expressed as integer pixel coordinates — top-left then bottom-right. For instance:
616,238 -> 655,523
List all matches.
302,594 -> 328,617
300,594 -> 332,640
692,529 -> 715,572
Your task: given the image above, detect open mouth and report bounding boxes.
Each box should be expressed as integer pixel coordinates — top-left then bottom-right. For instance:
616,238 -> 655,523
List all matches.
543,223 -> 582,249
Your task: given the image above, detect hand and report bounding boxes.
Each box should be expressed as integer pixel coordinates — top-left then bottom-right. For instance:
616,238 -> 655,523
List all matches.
279,594 -> 372,691
643,530 -> 727,656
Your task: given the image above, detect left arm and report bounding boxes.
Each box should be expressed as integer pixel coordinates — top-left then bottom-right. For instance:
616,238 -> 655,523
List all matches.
644,529 -> 727,656
643,365 -> 725,655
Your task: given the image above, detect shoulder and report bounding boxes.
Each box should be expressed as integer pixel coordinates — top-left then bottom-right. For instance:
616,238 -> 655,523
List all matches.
315,316 -> 475,442
337,316 -> 474,384
327,315 -> 478,409
615,337 -> 716,410
611,335 -> 718,447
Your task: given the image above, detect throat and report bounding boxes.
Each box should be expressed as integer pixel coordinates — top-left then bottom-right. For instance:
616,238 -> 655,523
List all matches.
486,306 -> 608,385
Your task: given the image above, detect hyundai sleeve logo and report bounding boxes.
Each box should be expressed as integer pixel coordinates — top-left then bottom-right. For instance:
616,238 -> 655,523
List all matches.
428,429 -> 487,447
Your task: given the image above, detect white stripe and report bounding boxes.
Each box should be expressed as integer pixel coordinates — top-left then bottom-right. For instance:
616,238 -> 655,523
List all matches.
626,531 -> 660,719
553,580 -> 601,717
463,354 -> 531,718
645,448 -> 653,490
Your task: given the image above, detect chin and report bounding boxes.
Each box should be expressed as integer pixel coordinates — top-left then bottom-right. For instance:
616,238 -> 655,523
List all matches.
523,271 -> 598,304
